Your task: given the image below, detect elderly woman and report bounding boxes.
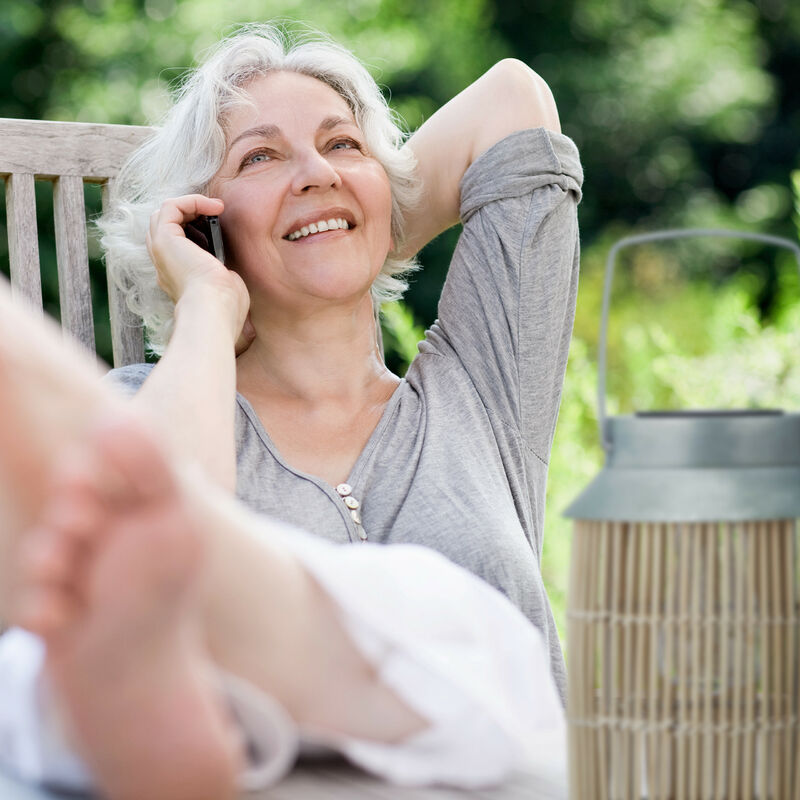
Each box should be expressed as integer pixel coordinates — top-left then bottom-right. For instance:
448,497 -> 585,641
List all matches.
0,22 -> 581,800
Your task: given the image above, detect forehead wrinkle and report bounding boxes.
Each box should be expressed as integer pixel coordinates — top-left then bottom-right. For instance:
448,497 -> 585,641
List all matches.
319,114 -> 356,131
228,123 -> 282,151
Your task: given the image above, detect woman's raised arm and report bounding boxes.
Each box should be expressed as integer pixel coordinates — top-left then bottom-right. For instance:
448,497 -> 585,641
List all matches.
399,58 -> 561,258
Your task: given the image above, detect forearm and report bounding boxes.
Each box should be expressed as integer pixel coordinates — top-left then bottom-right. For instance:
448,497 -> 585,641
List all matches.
132,288 -> 240,492
400,58 -> 561,258
130,193 -> 251,491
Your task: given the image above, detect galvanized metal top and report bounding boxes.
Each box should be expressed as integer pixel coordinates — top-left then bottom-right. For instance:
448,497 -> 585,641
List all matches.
565,410 -> 800,521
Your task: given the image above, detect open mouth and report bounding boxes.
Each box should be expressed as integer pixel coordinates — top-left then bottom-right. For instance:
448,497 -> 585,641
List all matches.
284,217 -> 354,241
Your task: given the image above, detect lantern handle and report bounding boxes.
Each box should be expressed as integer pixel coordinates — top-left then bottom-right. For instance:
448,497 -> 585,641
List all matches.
598,228 -> 800,452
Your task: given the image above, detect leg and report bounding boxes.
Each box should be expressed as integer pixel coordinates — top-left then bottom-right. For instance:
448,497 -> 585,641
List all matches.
0,290 -> 118,618
11,418 -> 242,800
0,279 -> 425,748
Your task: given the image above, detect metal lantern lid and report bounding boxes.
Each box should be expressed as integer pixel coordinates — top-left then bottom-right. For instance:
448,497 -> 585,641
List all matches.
565,229 -> 800,522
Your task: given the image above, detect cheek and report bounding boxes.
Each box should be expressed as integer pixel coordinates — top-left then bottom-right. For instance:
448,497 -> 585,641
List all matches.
220,194 -> 281,257
348,161 -> 393,243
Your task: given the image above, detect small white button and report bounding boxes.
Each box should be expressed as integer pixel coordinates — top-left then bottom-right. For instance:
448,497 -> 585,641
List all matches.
336,483 -> 352,496
350,509 -> 362,525
344,496 -> 359,510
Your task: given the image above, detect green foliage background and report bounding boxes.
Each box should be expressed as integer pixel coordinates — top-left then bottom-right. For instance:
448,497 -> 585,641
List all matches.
2,0 -> 800,643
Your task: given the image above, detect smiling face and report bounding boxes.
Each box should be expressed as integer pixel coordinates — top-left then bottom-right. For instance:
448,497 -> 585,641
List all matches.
208,71 -> 394,314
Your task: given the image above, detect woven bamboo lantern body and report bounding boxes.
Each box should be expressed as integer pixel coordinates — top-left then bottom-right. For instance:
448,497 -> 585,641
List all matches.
565,231 -> 800,800
569,515 -> 797,800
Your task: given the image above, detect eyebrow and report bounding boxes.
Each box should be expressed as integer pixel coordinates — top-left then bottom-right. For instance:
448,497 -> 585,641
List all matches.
319,114 -> 354,131
228,123 -> 280,150
228,115 -> 356,151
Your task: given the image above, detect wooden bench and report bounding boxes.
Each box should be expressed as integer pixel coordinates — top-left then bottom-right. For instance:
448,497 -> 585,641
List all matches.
1,118 -> 153,367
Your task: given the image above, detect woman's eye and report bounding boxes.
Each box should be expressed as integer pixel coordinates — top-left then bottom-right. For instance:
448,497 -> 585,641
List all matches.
241,150 -> 272,167
330,139 -> 360,152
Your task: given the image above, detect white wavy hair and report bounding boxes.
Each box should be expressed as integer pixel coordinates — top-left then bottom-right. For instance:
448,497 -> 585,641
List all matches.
99,23 -> 419,355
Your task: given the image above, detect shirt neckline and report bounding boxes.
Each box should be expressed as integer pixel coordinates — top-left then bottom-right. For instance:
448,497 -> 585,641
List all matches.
235,378 -> 408,494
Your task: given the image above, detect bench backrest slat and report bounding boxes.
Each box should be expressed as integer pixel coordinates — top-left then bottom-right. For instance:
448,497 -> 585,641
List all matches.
53,174 -> 95,352
6,172 -> 42,309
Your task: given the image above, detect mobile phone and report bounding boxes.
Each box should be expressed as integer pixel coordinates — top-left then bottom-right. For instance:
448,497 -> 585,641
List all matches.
183,215 -> 225,264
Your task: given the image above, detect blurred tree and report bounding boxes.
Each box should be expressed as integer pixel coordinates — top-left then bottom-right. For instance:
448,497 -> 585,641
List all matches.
493,0 -> 797,246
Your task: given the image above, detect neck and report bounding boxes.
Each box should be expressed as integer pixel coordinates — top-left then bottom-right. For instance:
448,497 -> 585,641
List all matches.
236,294 -> 398,407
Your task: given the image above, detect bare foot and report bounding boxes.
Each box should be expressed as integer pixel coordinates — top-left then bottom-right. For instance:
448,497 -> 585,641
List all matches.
11,417 -> 243,800
0,280 -> 118,617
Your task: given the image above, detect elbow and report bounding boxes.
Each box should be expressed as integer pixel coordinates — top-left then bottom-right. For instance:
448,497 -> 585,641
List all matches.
486,58 -> 561,135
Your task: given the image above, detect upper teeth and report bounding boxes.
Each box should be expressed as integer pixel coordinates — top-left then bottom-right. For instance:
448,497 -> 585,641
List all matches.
287,218 -> 350,240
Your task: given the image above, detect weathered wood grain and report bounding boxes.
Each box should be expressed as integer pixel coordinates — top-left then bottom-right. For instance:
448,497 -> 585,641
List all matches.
0,118 -> 153,181
53,175 -> 95,351
5,172 -> 42,310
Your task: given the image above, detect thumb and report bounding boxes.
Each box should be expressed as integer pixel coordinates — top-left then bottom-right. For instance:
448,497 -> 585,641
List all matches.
235,315 -> 256,356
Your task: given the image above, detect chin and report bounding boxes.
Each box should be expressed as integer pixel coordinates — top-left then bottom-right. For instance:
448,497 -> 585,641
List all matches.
297,270 -> 378,304
308,284 -> 374,306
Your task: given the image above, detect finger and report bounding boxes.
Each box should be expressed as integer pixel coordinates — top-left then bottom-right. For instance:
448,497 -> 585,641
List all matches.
147,196 -> 227,298
148,196 -> 225,266
234,314 -> 257,356
150,194 -> 224,239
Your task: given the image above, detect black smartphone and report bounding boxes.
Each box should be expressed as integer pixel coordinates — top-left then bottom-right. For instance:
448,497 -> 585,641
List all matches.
183,215 -> 225,264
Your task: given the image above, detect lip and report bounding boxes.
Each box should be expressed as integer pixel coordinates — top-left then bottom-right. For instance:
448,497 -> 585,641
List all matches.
283,207 -> 357,240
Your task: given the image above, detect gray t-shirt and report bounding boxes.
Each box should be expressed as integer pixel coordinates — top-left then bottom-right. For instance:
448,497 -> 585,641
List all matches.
110,127 -> 583,698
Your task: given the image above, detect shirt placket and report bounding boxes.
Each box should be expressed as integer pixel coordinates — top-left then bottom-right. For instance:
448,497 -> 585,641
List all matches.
335,482 -> 367,542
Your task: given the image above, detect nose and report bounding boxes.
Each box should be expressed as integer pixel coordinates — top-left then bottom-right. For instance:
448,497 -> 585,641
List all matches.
291,148 -> 342,194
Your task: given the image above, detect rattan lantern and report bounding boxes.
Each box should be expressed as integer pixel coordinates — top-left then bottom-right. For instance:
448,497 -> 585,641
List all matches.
564,230 -> 800,800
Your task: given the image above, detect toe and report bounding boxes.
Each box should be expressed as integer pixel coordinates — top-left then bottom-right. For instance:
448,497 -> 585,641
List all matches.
42,472 -> 106,546
19,526 -> 74,585
13,583 -> 81,638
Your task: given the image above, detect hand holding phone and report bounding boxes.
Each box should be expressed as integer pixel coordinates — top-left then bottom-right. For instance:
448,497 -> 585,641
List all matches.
172,206 -> 253,353
183,215 -> 225,264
